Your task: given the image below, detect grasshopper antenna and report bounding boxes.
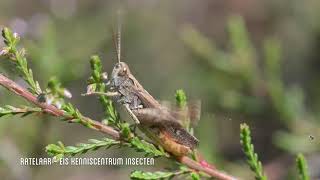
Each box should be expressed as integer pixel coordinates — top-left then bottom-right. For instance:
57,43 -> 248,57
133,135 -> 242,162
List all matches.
116,12 -> 121,63
113,10 -> 122,63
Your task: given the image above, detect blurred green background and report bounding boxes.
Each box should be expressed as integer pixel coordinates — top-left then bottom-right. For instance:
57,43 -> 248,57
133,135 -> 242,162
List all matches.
0,0 -> 320,179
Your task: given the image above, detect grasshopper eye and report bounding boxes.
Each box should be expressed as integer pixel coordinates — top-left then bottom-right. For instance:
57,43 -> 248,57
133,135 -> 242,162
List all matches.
118,67 -> 127,76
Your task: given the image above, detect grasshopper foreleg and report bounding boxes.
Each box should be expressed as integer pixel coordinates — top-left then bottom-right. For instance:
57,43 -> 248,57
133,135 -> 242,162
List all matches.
124,104 -> 141,124
81,91 -> 121,97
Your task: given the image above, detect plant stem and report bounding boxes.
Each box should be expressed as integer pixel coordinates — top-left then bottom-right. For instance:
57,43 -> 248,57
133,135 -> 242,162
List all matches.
180,156 -> 238,180
0,73 -> 120,139
296,154 -> 310,180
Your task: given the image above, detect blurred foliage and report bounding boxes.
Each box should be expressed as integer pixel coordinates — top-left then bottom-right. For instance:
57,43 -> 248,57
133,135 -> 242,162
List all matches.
181,12 -> 320,179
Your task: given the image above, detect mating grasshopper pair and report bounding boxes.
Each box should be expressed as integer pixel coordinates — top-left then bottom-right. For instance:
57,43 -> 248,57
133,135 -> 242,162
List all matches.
84,27 -> 199,157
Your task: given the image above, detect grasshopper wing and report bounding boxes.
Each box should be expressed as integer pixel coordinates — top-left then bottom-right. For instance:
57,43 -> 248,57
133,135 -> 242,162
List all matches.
132,108 -> 182,127
158,100 -> 201,128
132,108 -> 199,149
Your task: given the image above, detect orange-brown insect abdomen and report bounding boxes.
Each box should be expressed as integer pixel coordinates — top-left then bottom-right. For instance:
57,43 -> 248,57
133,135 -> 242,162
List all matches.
158,129 -> 191,156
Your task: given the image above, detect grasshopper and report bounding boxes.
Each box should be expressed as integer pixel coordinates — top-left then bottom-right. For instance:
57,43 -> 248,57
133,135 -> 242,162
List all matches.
85,24 -> 199,156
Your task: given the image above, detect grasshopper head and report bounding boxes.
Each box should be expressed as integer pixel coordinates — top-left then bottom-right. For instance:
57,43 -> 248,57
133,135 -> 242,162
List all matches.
110,62 -> 131,88
111,62 -> 131,78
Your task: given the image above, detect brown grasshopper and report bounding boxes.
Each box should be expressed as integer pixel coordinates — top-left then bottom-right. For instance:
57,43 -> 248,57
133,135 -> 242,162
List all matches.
85,24 -> 199,156
108,61 -> 199,156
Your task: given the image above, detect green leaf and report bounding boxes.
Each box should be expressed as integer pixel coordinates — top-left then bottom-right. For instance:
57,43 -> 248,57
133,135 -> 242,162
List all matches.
175,89 -> 187,108
129,137 -> 167,157
2,27 -> 18,47
45,138 -> 120,158
240,123 -> 267,180
45,143 -> 64,157
0,105 -> 42,117
120,123 -> 132,139
131,167 -> 191,180
46,136 -> 168,161
130,171 -> 176,180
296,154 -> 310,180
190,172 -> 201,180
90,55 -> 102,81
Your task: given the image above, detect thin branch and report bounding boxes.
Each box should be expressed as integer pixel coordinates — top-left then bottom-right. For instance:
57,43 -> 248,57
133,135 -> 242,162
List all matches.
0,73 -> 237,180
0,74 -> 120,139
180,156 -> 237,180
